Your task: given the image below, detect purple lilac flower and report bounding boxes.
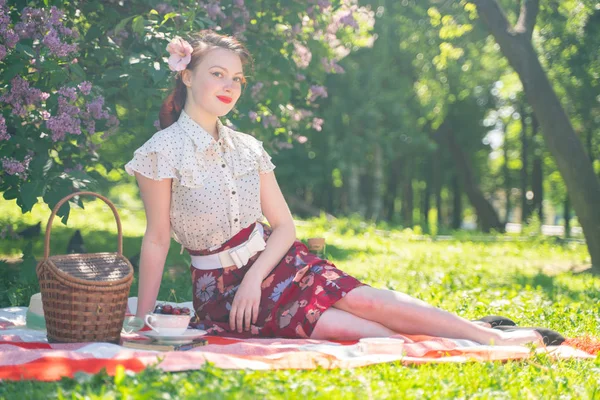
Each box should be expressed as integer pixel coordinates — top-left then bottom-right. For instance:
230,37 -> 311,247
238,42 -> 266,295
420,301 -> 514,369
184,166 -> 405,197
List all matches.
77,81 -> 92,95
84,119 -> 95,135
46,113 -> 81,141
248,111 -> 258,122
317,0 -> 331,9
58,86 -> 77,101
153,119 -> 161,129
43,28 -> 78,57
2,156 -> 30,176
293,109 -> 313,122
308,85 -> 328,102
206,1 -> 225,20
87,96 -> 109,119
251,82 -> 263,99
0,44 -> 6,61
293,43 -> 312,69
340,12 -> 359,29
0,114 -> 9,141
295,73 -> 306,81
14,6 -> 78,56
311,117 -> 324,131
262,115 -> 280,129
0,76 -> 49,117
321,57 -> 345,74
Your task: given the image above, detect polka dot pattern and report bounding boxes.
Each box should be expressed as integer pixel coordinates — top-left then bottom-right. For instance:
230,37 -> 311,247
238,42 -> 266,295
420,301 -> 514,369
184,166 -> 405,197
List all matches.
125,109 -> 276,251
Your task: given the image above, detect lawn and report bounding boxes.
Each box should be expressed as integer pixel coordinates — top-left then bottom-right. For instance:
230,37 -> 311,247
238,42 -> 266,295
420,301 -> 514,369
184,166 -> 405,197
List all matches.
1,184 -> 599,399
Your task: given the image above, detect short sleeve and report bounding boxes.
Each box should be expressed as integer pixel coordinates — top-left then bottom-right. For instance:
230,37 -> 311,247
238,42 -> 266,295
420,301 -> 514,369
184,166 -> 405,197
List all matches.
125,151 -> 178,181
258,144 -> 276,174
123,127 -> 208,187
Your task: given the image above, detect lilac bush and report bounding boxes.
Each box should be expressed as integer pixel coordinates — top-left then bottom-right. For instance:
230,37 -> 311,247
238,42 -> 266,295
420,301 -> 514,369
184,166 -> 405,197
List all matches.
0,1 -> 120,243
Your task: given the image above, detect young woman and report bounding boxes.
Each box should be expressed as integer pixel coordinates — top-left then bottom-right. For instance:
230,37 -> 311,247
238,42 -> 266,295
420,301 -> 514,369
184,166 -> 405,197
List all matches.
125,30 -> 542,346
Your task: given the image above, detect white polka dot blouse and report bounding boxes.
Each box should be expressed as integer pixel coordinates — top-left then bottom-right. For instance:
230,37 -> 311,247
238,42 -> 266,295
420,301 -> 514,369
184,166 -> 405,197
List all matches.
125,109 -> 276,252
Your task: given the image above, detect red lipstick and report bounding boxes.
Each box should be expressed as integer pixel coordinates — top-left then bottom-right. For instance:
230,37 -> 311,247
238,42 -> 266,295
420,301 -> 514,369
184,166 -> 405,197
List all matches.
217,96 -> 232,104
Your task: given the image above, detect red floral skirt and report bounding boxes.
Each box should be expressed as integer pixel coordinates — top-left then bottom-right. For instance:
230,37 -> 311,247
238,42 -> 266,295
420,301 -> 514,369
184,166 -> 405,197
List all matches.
187,222 -> 368,339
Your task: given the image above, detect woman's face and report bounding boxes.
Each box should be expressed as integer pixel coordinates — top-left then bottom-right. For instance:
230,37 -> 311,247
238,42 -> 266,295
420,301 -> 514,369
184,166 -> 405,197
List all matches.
182,47 -> 245,117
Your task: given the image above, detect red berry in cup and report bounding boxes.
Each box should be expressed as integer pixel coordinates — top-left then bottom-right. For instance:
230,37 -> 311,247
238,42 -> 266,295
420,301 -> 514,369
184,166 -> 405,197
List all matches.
162,305 -> 173,314
181,307 -> 190,315
172,308 -> 181,315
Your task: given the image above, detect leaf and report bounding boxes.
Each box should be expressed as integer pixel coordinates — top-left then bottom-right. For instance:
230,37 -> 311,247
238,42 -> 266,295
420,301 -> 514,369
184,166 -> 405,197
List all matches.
160,12 -> 179,27
19,241 -> 38,284
132,16 -> 145,36
15,42 -> 35,57
43,179 -> 74,225
20,181 -> 46,213
114,16 -> 134,35
3,187 -> 19,200
85,25 -> 103,42
0,60 -> 26,82
70,63 -> 86,79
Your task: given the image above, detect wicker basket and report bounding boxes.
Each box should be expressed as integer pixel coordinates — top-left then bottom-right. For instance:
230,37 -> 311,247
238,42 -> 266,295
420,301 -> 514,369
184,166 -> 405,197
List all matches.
36,191 -> 134,343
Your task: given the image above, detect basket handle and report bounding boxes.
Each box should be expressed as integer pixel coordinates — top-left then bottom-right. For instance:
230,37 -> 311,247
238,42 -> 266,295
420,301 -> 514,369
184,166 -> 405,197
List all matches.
44,191 -> 123,260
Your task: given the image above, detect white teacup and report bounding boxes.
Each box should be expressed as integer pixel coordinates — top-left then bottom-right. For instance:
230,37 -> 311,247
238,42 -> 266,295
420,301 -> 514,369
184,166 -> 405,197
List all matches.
144,312 -> 191,336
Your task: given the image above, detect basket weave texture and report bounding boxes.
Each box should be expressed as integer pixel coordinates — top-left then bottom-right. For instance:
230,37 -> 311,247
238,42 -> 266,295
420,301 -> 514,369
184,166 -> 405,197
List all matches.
36,191 -> 133,343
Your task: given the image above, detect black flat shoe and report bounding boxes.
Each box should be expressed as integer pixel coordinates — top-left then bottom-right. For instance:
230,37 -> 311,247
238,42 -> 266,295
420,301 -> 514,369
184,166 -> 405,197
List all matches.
493,325 -> 566,346
474,315 -> 517,327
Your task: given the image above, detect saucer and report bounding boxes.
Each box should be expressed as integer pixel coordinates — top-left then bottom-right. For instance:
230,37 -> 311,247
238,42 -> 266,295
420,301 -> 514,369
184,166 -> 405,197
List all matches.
141,328 -> 207,344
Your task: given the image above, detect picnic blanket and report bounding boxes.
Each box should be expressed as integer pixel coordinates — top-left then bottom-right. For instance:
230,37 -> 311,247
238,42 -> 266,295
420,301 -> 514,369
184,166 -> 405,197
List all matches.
0,299 -> 595,382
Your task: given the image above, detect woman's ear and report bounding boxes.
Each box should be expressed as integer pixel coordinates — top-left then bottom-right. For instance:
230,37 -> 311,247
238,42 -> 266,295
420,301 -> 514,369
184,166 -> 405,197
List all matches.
181,70 -> 192,87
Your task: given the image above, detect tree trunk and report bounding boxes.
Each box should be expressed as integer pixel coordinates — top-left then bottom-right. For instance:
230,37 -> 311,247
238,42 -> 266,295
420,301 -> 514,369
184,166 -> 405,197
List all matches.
531,114 -> 544,223
564,194 -> 571,239
452,175 -> 462,230
384,157 -> 401,222
520,101 -> 530,223
347,163 -> 360,215
422,158 -> 432,233
503,128 -> 511,224
401,159 -> 414,227
370,143 -> 384,221
422,179 -> 431,233
474,0 -> 600,271
433,147 -> 444,230
436,124 -> 504,232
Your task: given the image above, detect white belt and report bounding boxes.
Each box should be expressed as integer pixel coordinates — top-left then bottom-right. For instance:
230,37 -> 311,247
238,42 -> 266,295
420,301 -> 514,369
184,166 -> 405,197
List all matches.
190,224 -> 266,270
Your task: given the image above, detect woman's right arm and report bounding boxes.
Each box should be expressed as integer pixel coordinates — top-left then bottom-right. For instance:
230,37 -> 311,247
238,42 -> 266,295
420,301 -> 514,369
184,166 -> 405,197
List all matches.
134,173 -> 173,319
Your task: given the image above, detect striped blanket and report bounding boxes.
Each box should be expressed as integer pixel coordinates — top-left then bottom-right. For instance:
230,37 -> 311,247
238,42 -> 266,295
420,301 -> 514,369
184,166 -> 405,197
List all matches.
0,303 -> 594,382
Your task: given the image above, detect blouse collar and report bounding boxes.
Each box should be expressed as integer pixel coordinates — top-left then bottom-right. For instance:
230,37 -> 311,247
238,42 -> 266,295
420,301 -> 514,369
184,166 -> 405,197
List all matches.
177,109 -> 235,152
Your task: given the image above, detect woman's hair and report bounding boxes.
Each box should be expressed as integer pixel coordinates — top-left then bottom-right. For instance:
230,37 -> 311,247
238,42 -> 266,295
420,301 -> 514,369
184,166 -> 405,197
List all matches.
158,30 -> 253,129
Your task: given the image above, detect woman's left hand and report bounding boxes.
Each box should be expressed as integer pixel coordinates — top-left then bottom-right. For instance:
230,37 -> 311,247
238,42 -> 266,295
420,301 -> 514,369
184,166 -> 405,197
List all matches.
229,274 -> 262,332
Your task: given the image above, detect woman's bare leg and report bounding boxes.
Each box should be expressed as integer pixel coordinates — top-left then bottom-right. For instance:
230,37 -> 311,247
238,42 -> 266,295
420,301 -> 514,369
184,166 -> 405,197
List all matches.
333,286 -> 541,346
310,307 -> 412,341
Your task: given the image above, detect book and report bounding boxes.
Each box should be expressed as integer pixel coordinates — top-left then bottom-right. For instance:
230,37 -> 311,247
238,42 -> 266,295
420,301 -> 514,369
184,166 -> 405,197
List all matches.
122,338 -> 208,352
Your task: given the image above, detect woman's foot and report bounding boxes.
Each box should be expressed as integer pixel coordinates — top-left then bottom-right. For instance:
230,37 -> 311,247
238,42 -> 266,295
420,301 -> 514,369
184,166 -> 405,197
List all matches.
486,329 -> 544,347
493,325 -> 565,346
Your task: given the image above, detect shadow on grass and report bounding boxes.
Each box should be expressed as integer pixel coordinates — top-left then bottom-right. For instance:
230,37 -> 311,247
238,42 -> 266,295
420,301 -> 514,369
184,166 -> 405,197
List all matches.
507,270 -> 598,303
319,243 -> 368,262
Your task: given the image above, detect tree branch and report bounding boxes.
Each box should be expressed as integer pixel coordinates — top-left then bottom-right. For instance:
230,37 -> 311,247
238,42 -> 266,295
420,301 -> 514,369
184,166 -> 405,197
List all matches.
472,0 -> 518,39
514,0 -> 539,41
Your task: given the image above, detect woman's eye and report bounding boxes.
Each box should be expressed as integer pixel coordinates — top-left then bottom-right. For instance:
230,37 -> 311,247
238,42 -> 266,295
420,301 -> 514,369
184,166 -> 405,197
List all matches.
211,71 -> 222,77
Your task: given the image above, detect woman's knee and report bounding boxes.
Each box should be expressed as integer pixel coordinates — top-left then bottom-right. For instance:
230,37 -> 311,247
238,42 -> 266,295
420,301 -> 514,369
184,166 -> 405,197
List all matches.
309,307 -> 393,340
334,286 -> 381,315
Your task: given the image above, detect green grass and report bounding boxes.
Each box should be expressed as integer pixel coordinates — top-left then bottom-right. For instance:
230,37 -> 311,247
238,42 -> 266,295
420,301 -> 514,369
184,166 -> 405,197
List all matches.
1,184 -> 600,399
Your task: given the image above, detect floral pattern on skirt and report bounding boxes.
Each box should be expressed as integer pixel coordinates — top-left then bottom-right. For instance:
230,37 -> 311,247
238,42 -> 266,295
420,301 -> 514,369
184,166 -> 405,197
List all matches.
187,222 -> 369,339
